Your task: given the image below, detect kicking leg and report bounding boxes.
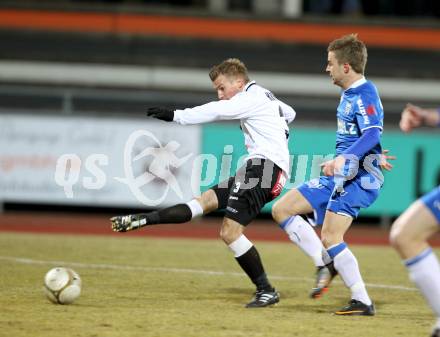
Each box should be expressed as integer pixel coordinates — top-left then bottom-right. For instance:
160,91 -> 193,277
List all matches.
111,189 -> 219,232
272,189 -> 324,267
272,188 -> 336,297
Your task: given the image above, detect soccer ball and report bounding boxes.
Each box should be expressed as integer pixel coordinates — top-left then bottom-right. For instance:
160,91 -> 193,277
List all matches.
43,267 -> 82,304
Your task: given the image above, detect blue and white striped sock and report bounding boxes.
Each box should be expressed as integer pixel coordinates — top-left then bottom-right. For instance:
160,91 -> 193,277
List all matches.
280,215 -> 324,267
405,248 -> 440,319
328,242 -> 371,305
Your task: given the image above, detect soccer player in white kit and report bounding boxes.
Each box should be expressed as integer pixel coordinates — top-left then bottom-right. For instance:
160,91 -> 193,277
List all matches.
111,58 -> 296,308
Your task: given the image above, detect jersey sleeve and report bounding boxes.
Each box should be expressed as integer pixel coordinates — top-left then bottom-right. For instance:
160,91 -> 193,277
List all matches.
278,100 -> 296,124
354,92 -> 383,133
341,127 -> 380,158
173,93 -> 257,125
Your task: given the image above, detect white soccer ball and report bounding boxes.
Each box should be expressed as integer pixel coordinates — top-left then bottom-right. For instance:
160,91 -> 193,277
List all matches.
43,267 -> 81,304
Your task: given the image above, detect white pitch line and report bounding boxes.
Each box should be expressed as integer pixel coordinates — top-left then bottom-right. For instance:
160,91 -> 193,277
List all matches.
0,255 -> 417,292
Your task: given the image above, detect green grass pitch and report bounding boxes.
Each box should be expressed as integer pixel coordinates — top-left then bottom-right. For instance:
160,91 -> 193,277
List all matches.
0,232 -> 436,337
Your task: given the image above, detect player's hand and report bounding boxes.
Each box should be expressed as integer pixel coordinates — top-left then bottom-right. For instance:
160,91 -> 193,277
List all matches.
399,103 -> 424,133
146,107 -> 174,122
379,149 -> 396,172
320,155 -> 345,177
110,214 -> 146,232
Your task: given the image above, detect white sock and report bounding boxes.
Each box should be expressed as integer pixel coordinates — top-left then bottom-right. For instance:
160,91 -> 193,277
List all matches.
281,215 -> 324,267
322,248 -> 333,265
405,248 -> 440,320
228,234 -> 253,258
186,199 -> 203,219
330,243 -> 371,305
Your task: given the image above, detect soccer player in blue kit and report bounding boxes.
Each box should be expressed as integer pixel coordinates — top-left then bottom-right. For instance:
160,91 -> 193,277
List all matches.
272,34 -> 384,315
390,103 -> 440,337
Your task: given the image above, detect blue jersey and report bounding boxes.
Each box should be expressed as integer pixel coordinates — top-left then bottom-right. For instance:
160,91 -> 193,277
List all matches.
336,78 -> 384,180
297,79 -> 384,224
336,78 -> 383,155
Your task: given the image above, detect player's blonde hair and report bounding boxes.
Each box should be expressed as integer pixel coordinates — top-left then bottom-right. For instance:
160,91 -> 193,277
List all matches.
209,58 -> 250,82
328,34 -> 367,74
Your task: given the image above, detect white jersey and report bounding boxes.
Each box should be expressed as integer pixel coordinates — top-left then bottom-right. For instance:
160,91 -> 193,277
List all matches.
173,81 -> 296,176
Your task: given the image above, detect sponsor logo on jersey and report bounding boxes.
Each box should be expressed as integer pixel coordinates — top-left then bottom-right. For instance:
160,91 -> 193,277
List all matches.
265,91 -> 277,101
306,178 -> 324,189
271,173 -> 286,197
226,206 -> 238,213
337,118 -> 357,135
357,98 -> 370,125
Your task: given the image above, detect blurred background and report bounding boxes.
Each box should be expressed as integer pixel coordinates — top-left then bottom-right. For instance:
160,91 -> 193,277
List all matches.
0,0 -> 438,228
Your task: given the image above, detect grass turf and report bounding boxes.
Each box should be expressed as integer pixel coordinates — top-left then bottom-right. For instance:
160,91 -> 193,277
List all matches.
0,231 -> 436,337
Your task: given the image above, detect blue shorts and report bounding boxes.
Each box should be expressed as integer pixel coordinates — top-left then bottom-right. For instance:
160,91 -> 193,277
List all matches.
298,175 -> 380,226
421,186 -> 440,223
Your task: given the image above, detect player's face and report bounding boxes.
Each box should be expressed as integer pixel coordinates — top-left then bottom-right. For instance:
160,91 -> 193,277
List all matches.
326,51 -> 345,87
213,74 -> 244,100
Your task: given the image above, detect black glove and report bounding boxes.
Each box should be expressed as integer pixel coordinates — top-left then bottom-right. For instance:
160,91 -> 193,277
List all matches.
146,107 -> 174,122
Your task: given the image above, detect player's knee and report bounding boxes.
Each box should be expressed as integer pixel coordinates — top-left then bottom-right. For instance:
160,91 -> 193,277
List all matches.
321,236 -> 331,249
320,228 -> 340,248
272,199 -> 295,223
220,219 -> 242,244
219,226 -> 234,244
271,200 -> 284,223
198,190 -> 219,214
220,228 -> 239,244
389,219 -> 408,250
389,227 -> 399,249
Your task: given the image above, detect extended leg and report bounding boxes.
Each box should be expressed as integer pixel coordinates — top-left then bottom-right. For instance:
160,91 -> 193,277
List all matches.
272,188 -> 336,298
111,189 -> 218,232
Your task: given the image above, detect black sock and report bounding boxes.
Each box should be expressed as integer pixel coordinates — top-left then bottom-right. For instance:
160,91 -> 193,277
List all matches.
141,204 -> 193,225
235,246 -> 273,291
326,261 -> 338,277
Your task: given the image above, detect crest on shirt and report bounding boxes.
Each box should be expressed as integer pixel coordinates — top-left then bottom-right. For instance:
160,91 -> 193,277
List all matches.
367,104 -> 376,115
306,178 -> 324,189
344,102 -> 352,115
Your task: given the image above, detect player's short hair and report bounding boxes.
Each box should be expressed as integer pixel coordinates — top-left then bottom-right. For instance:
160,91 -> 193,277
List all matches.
209,58 -> 250,82
328,34 -> 367,74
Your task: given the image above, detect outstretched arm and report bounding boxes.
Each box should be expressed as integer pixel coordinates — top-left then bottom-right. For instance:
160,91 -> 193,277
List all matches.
146,93 -> 258,125
146,107 -> 175,122
400,103 -> 440,132
146,98 -> 254,125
